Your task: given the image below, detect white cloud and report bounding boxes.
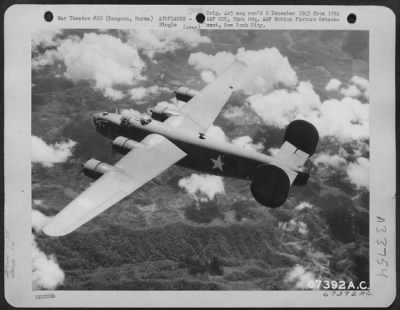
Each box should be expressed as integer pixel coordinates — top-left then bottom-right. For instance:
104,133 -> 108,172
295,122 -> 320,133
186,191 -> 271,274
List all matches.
178,174 -> 225,201
347,157 -> 369,189
248,81 -> 369,142
285,265 -> 316,289
222,106 -> 246,119
206,125 -> 228,142
32,210 -> 64,290
351,75 -> 369,99
32,49 -> 60,68
61,34 -> 145,88
294,202 -> 313,211
129,87 -> 148,101
32,136 -> 76,168
32,237 -> 65,290
337,76 -> 369,100
127,29 -> 211,59
129,85 -> 170,101
313,152 -> 369,190
200,70 -> 216,83
351,75 -> 369,91
189,51 -> 235,76
247,81 -> 321,128
188,47 -> 298,95
313,153 -> 347,169
32,209 -> 52,234
279,219 -> 309,235
340,84 -> 361,98
120,108 -> 146,119
103,87 -> 124,100
232,136 -> 263,152
34,33 -> 146,98
325,78 -> 342,92
32,29 -> 61,50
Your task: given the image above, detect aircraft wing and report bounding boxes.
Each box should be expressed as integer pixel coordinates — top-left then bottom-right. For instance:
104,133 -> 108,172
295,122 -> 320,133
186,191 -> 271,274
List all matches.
171,61 -> 247,133
273,119 -> 319,184
43,134 -> 186,236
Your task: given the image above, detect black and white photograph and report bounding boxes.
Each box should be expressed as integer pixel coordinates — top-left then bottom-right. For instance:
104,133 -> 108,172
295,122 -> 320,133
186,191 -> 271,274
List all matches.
3,4 -> 396,308
31,28 -> 370,291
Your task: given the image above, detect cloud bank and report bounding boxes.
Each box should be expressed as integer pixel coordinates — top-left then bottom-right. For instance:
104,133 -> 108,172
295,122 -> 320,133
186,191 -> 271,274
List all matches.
313,152 -> 369,190
33,33 -> 146,100
32,28 -> 61,51
129,85 -> 170,101
313,153 -> 347,169
248,81 -> 369,142
325,78 -> 342,92
189,47 -> 298,95
178,174 -> 225,201
205,125 -> 228,142
32,136 -> 76,168
325,75 -> 369,100
127,29 -> 211,59
32,210 -> 65,290
347,157 -> 369,189
285,264 -> 316,289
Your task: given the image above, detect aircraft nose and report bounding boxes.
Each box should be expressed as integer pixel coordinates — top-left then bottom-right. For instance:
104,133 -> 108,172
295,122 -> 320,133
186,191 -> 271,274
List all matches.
92,113 -> 102,128
92,112 -> 102,121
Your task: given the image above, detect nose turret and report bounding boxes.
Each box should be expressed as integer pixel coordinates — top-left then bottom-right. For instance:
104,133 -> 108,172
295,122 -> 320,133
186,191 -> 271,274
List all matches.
92,112 -> 111,135
92,112 -> 102,129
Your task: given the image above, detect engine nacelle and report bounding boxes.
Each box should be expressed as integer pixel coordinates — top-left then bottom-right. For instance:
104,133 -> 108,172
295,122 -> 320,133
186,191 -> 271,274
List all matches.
148,104 -> 179,122
250,164 -> 290,208
112,136 -> 143,155
82,159 -> 113,180
174,86 -> 200,102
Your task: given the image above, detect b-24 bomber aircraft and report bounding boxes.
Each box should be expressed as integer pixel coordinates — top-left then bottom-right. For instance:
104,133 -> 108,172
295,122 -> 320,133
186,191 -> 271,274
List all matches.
43,61 -> 319,237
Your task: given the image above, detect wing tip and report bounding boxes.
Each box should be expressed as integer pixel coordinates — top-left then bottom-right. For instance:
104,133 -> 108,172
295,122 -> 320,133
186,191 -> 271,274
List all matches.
42,222 -> 71,237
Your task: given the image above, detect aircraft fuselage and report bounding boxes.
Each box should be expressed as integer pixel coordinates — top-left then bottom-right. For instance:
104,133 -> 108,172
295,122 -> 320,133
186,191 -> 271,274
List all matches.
93,112 -> 276,180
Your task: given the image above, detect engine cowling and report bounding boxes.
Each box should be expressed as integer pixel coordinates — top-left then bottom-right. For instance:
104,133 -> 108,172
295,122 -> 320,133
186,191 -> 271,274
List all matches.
250,164 -> 290,208
174,86 -> 200,102
112,136 -> 143,155
148,105 -> 179,122
82,159 -> 113,180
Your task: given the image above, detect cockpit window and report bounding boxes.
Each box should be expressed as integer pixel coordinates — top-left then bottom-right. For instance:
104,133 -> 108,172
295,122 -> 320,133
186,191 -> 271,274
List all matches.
102,112 -> 109,116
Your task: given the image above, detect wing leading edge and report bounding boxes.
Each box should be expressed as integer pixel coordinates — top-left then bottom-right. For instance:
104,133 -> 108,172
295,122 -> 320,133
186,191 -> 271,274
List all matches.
43,134 -> 186,236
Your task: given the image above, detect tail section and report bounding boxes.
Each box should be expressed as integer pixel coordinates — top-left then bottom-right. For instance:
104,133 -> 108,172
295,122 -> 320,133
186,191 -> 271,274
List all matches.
283,119 -> 319,155
250,164 -> 290,207
250,120 -> 319,207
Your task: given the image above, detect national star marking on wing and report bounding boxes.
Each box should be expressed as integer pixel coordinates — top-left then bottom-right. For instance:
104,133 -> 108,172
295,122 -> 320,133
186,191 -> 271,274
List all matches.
211,155 -> 224,171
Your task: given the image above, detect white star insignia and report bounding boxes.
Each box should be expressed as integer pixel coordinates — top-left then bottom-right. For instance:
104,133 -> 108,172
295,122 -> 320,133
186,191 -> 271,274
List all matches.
211,155 -> 224,171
